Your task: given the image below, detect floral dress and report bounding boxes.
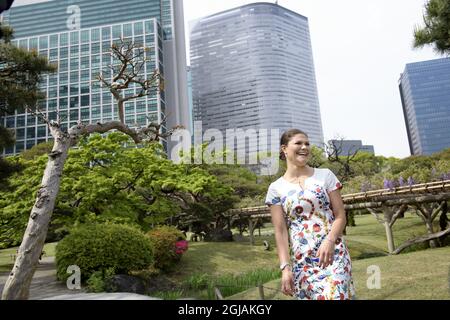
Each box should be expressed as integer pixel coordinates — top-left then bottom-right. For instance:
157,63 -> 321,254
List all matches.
265,168 -> 355,300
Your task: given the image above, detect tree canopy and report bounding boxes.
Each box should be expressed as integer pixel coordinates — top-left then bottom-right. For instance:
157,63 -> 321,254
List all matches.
413,0 -> 450,55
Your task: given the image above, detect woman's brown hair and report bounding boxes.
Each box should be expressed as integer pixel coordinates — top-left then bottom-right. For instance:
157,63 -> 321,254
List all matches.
279,129 -> 309,161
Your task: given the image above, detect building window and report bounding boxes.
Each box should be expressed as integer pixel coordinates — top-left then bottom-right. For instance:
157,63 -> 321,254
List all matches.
59,59 -> 68,72
81,30 -> 90,43
60,33 -> 68,46
134,22 -> 143,36
112,25 -> 122,39
59,97 -> 68,109
80,82 -> 90,94
49,34 -> 58,48
70,97 -> 79,109
48,99 -> 57,110
29,38 -> 38,50
102,26 -> 111,41
80,56 -> 90,69
37,126 -> 46,138
70,31 -> 79,45
80,95 -> 90,107
16,128 -> 25,140
69,109 -> 79,121
91,28 -> 100,42
59,85 -> 68,97
80,108 -> 90,120
39,36 -> 48,49
27,115 -> 36,126
70,58 -> 79,70
70,46 -> 79,57
80,44 -> 90,56
145,20 -> 154,34
16,116 -> 25,127
91,42 -> 100,54
123,23 -> 133,37
26,127 -> 36,139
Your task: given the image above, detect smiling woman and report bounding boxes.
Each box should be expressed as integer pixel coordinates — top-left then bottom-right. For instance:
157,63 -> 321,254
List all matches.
266,128 -> 355,300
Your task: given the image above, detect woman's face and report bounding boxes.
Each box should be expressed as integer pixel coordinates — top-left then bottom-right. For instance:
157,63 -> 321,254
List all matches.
282,133 -> 311,166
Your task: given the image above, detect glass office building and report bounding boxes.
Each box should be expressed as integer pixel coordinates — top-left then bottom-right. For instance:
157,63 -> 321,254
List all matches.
399,58 -> 450,155
1,0 -> 189,156
190,3 -> 325,158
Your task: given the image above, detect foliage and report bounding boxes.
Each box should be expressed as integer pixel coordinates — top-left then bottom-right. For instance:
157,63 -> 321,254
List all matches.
55,223 -> 153,282
413,0 -> 450,55
0,133 -> 235,247
0,24 -> 54,185
342,148 -> 450,194
146,225 -> 187,271
20,141 -> 53,160
86,267 -> 116,293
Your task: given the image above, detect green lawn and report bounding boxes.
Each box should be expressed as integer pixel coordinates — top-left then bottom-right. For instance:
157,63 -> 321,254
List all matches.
0,242 -> 57,273
345,211 -> 438,255
228,246 -> 450,300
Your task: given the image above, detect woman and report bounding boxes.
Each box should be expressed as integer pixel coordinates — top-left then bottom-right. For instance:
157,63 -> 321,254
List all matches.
265,129 -> 355,300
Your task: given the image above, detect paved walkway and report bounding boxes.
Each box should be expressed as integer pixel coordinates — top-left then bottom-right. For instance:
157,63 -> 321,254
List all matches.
0,257 -> 160,300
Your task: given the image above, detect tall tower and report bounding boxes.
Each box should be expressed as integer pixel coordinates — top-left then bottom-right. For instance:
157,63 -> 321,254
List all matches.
399,57 -> 450,155
190,3 -> 324,162
0,0 -> 189,157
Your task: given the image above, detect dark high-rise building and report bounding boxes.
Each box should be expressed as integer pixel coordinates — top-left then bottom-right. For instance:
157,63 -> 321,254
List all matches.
190,3 -> 324,161
399,57 -> 450,155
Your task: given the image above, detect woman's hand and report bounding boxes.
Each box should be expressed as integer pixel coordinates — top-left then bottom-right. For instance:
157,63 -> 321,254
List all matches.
281,268 -> 295,296
316,237 -> 335,268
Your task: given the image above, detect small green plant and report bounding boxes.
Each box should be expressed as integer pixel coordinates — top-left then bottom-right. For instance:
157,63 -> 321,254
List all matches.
86,267 -> 116,293
152,290 -> 186,300
183,273 -> 210,291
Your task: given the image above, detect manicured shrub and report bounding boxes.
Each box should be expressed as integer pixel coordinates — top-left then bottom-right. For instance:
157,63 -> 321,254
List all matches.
55,223 -> 153,282
146,225 -> 187,271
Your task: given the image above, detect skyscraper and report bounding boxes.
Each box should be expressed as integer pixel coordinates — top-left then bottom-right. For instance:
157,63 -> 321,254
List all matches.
190,3 -> 324,161
0,0 -> 189,156
399,57 -> 450,155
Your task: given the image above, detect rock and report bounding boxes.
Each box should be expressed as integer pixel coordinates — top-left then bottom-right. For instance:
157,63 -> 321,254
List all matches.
105,274 -> 146,294
233,234 -> 245,242
204,229 -> 233,242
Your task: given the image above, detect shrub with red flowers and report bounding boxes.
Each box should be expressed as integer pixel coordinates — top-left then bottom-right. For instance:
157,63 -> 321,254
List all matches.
175,240 -> 188,255
146,225 -> 188,271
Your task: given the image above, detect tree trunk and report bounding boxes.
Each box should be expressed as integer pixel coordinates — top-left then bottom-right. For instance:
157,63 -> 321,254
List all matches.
425,220 -> 437,248
2,137 -> 70,300
385,221 -> 395,253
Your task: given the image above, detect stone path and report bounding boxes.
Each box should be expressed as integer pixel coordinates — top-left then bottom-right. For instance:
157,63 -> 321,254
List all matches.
0,257 -> 160,300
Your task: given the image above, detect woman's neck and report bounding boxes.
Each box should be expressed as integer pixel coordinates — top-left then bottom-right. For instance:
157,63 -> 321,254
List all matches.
284,164 -> 312,178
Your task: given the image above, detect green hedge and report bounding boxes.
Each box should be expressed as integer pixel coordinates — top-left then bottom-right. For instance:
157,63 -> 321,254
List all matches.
55,223 -> 153,282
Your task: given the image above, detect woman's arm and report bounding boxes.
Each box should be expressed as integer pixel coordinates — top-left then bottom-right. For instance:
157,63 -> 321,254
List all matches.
270,205 -> 294,296
327,189 -> 347,241
316,189 -> 347,268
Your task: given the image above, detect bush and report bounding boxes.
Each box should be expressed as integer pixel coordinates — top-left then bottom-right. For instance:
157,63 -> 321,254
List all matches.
55,223 -> 153,282
86,267 -> 116,293
146,225 -> 187,271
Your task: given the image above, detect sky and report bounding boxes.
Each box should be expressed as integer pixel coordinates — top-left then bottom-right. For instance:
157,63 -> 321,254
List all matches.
11,0 -> 442,159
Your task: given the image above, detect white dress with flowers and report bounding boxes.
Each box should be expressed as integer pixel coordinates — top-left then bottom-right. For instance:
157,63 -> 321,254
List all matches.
265,168 -> 355,300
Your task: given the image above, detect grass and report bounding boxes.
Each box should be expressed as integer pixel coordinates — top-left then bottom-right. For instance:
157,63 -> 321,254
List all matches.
228,246 -> 450,300
345,211 -> 442,255
0,242 -> 57,273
